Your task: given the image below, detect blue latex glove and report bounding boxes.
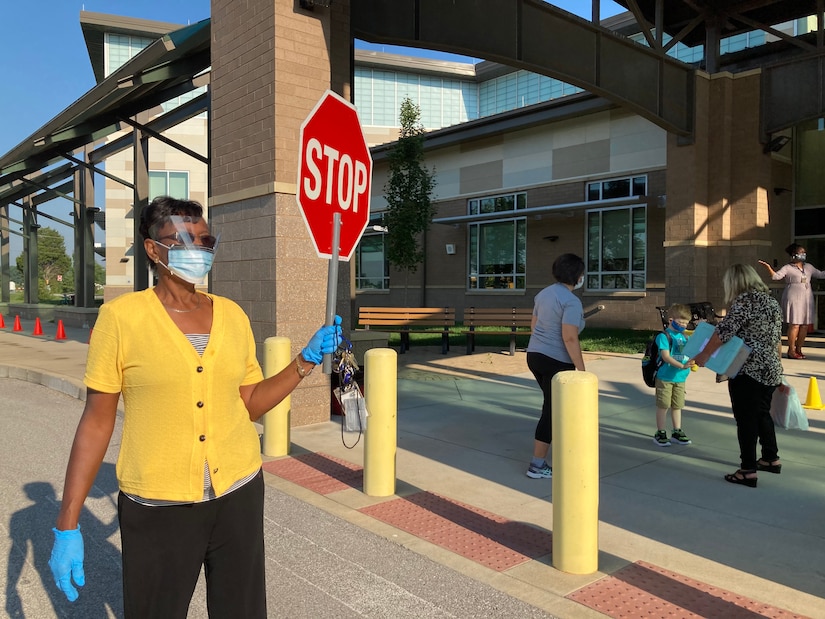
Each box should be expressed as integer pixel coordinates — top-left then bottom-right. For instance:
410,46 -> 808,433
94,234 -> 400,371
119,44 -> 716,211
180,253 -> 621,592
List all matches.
301,315 -> 343,364
49,526 -> 85,602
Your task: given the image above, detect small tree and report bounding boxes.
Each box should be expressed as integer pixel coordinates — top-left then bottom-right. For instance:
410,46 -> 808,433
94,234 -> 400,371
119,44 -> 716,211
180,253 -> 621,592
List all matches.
15,227 -> 74,298
384,98 -> 437,274
95,262 -> 106,286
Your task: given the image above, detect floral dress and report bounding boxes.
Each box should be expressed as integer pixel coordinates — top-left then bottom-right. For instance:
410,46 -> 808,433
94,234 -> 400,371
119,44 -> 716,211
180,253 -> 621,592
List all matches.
716,289 -> 783,387
771,262 -> 825,324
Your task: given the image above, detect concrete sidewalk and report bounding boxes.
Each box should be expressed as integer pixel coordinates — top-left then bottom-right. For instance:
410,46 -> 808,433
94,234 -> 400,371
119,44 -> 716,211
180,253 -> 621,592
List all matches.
1,315 -> 824,618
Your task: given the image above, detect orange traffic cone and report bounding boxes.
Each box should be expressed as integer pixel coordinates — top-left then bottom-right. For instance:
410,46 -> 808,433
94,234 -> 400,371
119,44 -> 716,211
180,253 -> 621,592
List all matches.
33,317 -> 43,336
55,319 -> 67,340
803,376 -> 824,410
13,315 -> 22,331
0,314 -> 5,328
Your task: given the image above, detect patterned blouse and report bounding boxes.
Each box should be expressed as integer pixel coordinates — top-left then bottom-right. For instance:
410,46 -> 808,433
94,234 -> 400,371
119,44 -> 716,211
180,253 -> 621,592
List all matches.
716,289 -> 783,386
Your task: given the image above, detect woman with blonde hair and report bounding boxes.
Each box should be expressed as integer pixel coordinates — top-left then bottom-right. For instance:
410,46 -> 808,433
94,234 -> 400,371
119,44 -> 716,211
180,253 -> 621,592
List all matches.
693,264 -> 783,488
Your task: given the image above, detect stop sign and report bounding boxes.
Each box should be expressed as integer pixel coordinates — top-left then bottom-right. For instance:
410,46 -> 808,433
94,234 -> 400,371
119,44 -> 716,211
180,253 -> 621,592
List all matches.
297,90 -> 372,261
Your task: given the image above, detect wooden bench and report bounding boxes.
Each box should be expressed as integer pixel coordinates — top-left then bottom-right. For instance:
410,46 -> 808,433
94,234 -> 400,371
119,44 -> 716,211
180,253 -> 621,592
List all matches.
358,307 -> 456,354
462,307 -> 533,356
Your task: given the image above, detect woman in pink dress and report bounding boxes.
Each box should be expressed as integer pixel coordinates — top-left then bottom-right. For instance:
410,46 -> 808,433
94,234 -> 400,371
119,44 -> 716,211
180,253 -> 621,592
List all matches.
758,243 -> 825,359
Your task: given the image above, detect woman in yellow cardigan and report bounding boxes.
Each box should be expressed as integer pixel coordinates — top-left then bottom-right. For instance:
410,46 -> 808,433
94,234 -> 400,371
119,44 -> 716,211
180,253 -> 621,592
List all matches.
48,196 -> 342,618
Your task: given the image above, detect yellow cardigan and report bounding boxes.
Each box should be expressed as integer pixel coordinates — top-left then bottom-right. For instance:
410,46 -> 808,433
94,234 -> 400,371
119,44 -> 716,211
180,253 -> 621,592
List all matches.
84,289 -> 264,502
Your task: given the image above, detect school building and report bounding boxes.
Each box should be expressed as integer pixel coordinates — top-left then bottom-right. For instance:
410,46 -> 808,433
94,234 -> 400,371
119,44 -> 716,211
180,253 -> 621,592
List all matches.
1,2 -> 823,425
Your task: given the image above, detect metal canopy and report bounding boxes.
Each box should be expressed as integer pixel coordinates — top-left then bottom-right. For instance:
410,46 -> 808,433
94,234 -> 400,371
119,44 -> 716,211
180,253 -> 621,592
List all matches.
0,17 -> 210,307
352,0 -> 696,137
0,18 -> 210,189
614,0 -> 818,48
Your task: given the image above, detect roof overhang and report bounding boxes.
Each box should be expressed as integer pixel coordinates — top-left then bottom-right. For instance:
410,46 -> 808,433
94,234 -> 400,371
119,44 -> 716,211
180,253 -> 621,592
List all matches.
0,17 -> 210,193
433,196 -> 648,225
80,11 -> 185,83
613,1 -> 818,48
371,92 -> 617,162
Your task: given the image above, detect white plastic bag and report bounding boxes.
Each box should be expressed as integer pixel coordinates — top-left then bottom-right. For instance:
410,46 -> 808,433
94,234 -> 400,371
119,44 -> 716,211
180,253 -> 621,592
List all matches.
770,379 -> 809,431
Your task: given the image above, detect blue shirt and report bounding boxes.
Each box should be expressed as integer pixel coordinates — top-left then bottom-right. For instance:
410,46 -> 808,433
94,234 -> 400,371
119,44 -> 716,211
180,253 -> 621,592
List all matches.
526,283 -> 585,363
655,327 -> 690,383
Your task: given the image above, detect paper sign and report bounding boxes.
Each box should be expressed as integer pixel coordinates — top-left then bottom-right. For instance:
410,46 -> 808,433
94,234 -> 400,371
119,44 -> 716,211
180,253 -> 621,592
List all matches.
683,321 -> 751,378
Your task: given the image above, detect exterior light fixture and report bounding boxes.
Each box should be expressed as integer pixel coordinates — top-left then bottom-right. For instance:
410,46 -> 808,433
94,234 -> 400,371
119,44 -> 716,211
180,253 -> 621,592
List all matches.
764,135 -> 791,153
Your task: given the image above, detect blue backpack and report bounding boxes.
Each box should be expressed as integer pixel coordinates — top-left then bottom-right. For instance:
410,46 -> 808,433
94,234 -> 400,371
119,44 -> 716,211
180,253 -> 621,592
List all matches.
641,331 -> 672,388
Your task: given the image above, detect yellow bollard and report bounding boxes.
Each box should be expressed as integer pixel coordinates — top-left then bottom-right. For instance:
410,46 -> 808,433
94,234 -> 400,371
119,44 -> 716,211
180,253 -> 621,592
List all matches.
363,348 -> 397,497
551,370 -> 599,574
262,336 -> 292,457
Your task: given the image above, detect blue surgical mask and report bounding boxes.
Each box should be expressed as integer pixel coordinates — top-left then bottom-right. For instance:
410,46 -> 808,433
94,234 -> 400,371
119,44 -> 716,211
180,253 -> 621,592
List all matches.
155,242 -> 215,284
670,321 -> 686,333
794,253 -> 807,263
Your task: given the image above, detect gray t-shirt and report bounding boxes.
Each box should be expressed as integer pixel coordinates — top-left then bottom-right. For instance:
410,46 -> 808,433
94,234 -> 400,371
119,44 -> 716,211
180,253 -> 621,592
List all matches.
526,283 -> 585,363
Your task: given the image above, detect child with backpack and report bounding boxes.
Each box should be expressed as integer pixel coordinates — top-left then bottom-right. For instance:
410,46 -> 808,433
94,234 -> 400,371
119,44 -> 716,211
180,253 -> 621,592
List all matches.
653,303 -> 695,446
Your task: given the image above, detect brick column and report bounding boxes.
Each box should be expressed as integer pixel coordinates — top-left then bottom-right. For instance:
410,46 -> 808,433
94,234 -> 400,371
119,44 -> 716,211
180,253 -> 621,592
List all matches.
664,70 -> 772,311
210,0 -> 352,426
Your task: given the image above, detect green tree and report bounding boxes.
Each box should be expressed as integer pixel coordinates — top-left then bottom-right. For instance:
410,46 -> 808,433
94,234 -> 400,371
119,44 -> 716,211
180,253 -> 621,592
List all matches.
95,262 -> 106,286
15,227 -> 75,298
384,98 -> 437,274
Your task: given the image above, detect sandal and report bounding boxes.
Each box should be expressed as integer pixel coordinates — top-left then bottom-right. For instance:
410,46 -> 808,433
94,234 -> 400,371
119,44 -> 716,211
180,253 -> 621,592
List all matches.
787,351 -> 803,359
757,459 -> 782,474
724,470 -> 757,488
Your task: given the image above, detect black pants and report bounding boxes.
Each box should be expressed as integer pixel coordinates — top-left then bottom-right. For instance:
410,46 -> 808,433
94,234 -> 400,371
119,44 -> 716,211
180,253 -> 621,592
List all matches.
118,470 -> 266,619
527,352 -> 575,444
728,374 -> 779,471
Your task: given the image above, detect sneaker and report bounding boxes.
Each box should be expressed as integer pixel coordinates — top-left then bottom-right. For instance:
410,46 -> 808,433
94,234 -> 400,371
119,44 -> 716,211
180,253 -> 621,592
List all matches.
653,430 -> 671,447
671,429 -> 692,445
526,462 -> 552,479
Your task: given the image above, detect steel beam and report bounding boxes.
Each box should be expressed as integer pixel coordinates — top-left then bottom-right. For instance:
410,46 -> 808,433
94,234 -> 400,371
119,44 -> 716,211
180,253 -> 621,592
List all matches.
351,0 -> 694,137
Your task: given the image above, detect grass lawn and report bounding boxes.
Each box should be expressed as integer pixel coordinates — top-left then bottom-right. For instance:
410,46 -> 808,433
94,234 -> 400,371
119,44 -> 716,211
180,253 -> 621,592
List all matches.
382,326 -> 654,355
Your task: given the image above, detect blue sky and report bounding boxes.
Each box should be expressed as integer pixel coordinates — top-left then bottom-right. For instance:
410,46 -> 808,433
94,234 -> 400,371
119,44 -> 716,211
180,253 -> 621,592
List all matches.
0,1 -> 623,263
0,1 -> 211,156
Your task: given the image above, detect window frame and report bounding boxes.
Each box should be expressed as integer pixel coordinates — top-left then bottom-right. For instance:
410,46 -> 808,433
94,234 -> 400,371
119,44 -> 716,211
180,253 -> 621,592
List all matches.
585,175 -> 648,292
149,170 -> 190,201
355,213 -> 389,291
466,191 -> 527,291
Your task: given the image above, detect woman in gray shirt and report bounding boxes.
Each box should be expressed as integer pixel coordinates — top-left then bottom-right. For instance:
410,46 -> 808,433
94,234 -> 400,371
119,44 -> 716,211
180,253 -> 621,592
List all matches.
524,253 -> 586,479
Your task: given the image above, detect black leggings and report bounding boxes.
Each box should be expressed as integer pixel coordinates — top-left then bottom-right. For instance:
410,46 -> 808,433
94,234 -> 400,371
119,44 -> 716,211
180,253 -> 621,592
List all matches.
527,352 -> 575,444
118,470 -> 266,619
728,374 -> 779,471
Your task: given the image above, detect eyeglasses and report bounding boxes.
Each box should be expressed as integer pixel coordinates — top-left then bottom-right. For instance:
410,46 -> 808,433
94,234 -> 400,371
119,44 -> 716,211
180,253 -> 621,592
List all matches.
155,232 -> 218,249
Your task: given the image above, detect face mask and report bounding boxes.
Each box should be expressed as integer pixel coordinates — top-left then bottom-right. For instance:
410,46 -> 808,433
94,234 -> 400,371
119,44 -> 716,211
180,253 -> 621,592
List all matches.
794,253 -> 807,263
573,276 -> 584,290
155,242 -> 215,284
670,321 -> 686,333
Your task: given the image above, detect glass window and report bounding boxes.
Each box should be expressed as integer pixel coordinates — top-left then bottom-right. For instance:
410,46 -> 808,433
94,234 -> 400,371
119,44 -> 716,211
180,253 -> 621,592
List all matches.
149,170 -> 189,200
586,206 -> 647,291
161,85 -> 208,116
468,191 -> 525,216
105,33 -> 152,77
466,192 -> 527,290
355,214 -> 389,290
794,208 -> 825,237
468,219 -> 526,290
586,175 -> 647,201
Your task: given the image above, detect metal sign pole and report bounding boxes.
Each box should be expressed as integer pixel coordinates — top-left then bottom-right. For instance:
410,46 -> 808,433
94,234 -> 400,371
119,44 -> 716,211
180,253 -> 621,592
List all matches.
323,212 -> 342,374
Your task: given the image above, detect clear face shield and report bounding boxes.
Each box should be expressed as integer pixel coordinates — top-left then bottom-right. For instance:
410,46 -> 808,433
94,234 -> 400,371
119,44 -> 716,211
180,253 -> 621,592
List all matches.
150,216 -> 221,285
